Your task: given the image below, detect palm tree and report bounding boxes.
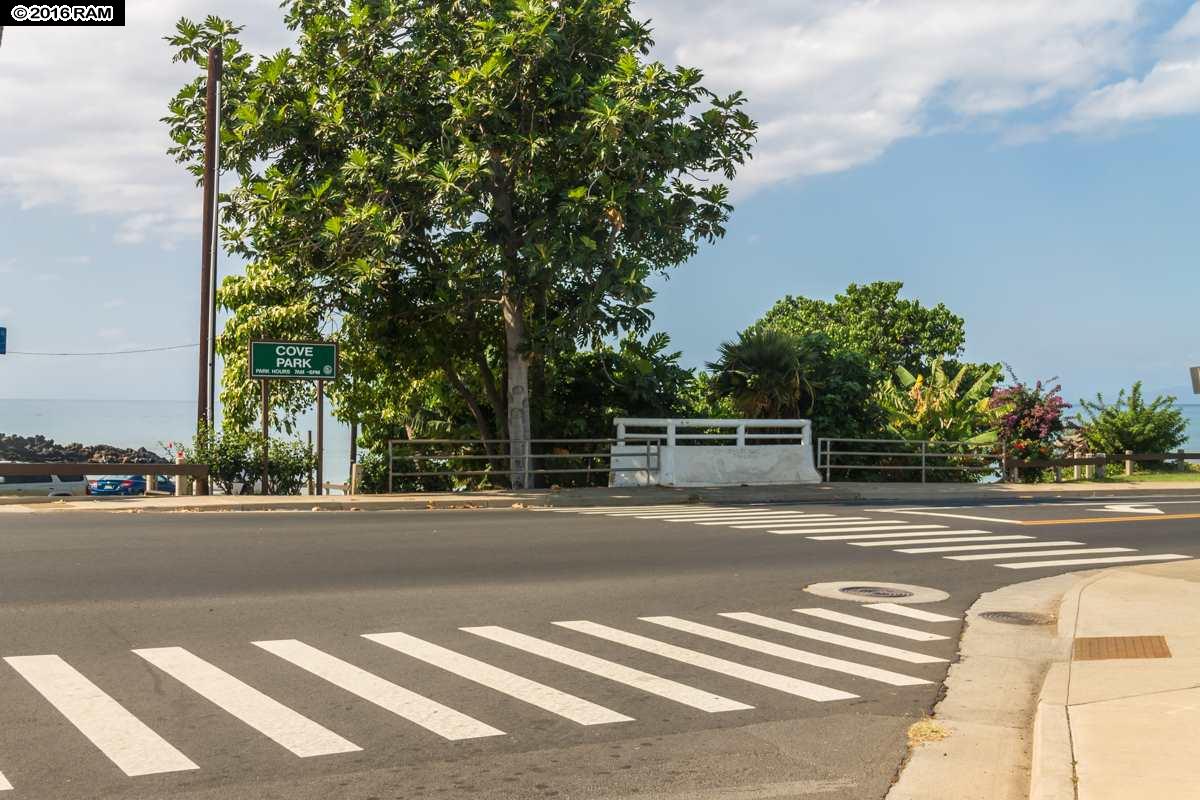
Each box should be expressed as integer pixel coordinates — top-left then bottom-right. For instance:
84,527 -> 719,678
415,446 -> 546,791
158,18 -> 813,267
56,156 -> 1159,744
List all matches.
707,330 -> 816,418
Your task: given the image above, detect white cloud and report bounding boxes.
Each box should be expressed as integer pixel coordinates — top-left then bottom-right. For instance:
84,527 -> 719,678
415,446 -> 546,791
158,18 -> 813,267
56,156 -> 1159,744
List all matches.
56,255 -> 92,265
1165,3 -> 1200,42
102,298 -> 126,310
1063,58 -> 1200,130
0,0 -> 291,248
0,0 -> 1192,236
1060,4 -> 1200,131
641,0 -> 1143,187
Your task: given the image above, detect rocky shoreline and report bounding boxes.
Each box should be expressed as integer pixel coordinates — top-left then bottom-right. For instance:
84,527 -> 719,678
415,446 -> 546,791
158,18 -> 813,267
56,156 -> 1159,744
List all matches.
0,433 -> 167,464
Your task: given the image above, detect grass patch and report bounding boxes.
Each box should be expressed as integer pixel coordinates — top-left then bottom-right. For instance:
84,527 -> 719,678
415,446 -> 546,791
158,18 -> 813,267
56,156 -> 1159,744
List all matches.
907,717 -> 949,747
1050,464 -> 1200,484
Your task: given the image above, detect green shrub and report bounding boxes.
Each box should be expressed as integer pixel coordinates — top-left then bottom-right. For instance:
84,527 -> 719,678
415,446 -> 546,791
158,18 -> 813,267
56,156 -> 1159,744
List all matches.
186,424 -> 257,495
1075,382 -> 1187,458
254,438 -> 315,496
187,424 -> 313,495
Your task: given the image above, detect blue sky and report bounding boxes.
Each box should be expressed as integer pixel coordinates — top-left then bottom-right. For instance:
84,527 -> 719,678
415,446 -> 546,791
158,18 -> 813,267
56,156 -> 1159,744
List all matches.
2,0 -> 1200,415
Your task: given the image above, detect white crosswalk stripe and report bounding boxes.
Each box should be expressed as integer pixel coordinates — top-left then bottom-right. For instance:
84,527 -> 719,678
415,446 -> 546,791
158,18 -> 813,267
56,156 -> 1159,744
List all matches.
132,647 -> 360,758
997,553 -> 1191,569
641,617 -> 930,686
802,526 -> 965,540
731,517 -> 873,529
694,515 -> 841,525
851,535 -> 1034,547
864,604 -> 958,623
554,505 -> 697,513
253,639 -> 504,740
551,507 -> 1191,573
363,631 -> 633,725
894,540 -> 1084,553
4,654 -> 199,776
648,513 -> 825,525
461,626 -> 752,713
553,620 -> 857,701
785,525 -> 954,537
792,609 -> 949,642
0,770 -> 11,791
946,547 -> 1135,561
574,506 -> 726,516
717,612 -> 946,664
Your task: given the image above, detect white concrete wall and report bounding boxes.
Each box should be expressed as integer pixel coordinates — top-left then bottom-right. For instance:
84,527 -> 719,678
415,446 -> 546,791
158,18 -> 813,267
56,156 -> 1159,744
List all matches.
611,444 -> 821,487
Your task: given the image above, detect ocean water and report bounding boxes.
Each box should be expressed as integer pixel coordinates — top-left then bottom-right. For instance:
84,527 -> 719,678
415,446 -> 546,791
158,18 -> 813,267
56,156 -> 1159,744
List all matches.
0,398 -> 354,486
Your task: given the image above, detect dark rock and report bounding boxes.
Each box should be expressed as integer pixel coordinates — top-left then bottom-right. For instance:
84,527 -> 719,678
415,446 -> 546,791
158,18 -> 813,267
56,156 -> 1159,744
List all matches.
0,433 -> 168,464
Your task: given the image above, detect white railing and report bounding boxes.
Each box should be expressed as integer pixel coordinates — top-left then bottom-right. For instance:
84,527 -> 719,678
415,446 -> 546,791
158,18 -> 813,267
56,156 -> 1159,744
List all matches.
614,418 -> 812,448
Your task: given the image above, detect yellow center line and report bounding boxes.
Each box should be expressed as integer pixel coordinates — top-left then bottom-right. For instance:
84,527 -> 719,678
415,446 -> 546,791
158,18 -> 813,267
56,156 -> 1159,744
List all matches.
1020,513 -> 1200,526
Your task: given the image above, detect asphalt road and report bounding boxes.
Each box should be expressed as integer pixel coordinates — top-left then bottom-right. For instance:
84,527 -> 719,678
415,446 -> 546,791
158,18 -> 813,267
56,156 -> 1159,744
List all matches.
1,492 -> 1198,800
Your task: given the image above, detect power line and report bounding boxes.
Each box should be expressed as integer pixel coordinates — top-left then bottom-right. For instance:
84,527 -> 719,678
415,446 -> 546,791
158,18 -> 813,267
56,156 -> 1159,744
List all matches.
7,344 -> 200,356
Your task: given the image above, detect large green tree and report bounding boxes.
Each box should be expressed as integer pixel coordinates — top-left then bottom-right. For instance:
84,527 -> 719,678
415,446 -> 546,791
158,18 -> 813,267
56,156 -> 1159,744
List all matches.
164,1 -> 755,487
756,281 -> 966,375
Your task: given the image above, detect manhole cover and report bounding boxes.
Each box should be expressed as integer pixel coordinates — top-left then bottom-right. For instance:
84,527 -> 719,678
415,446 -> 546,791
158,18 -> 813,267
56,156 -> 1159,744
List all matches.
805,581 -> 949,604
980,611 -> 1055,626
840,586 -> 914,599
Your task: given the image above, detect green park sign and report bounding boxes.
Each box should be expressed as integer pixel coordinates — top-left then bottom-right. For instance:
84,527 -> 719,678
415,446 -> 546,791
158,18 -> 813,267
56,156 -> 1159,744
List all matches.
249,340 -> 338,380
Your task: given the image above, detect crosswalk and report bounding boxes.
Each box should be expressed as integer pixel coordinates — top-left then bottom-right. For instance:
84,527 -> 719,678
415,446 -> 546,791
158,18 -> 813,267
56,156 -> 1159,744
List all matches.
0,599 -> 958,792
552,504 -> 1192,570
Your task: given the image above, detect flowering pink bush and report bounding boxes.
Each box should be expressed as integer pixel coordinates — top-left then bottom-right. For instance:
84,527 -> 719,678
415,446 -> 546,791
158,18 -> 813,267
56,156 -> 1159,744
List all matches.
990,378 -> 1070,480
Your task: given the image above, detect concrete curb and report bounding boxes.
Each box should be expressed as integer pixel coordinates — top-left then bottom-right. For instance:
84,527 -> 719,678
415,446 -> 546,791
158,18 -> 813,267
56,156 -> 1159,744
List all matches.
1029,663 -> 1075,800
3,480 -> 1198,513
886,571 -> 1084,800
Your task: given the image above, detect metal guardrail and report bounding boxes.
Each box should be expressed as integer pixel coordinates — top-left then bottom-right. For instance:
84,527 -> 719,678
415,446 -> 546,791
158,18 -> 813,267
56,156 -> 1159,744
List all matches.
816,438 -> 1003,483
818,440 -> 1200,482
386,438 -> 661,492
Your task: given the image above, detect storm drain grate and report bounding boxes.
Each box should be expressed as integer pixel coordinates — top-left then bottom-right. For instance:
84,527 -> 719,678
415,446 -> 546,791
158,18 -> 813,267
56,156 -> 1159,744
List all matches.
1073,635 -> 1171,661
840,586 -> 914,599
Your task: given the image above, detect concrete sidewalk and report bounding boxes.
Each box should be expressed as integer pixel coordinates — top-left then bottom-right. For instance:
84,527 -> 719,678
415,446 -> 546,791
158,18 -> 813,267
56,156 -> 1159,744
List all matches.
888,560 -> 1200,800
1030,561 -> 1200,800
2,479 -> 1199,513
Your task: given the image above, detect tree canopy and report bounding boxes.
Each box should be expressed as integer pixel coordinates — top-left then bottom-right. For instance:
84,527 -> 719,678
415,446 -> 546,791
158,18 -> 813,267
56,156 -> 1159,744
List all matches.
164,1 -> 756,486
755,281 -> 966,375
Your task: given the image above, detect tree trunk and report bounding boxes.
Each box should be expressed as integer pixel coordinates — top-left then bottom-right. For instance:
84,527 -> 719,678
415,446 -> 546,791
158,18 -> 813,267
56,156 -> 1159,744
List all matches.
502,293 -> 531,489
443,364 -> 496,454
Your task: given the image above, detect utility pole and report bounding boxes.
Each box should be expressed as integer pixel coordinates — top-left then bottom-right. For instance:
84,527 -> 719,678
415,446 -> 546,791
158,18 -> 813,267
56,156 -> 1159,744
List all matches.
195,45 -> 222,494
208,67 -> 222,433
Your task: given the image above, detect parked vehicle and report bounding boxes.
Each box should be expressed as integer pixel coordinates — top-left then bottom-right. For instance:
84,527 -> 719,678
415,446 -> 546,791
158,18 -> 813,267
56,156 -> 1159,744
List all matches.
88,475 -> 176,496
0,470 -> 89,497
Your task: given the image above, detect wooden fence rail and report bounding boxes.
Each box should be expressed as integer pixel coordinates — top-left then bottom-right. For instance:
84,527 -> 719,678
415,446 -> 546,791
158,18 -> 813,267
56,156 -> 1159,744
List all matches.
1006,451 -> 1199,480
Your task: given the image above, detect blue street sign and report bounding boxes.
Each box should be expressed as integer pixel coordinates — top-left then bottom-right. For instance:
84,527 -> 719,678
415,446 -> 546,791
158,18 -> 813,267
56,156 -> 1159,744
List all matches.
0,327 -> 6,355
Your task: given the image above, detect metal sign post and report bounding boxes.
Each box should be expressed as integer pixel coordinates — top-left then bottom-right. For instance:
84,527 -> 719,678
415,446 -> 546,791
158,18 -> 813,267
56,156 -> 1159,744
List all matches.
260,378 -> 270,495
249,340 -> 338,496
316,380 -> 325,495
1191,366 -> 1200,396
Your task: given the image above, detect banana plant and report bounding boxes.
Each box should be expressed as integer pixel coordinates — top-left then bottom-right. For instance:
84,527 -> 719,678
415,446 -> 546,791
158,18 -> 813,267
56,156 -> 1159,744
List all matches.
876,358 -> 1002,444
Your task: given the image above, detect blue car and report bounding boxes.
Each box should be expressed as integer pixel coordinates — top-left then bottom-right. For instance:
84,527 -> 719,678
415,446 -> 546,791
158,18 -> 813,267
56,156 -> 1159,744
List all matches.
89,475 -> 176,496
